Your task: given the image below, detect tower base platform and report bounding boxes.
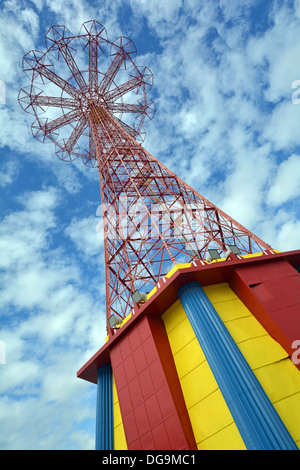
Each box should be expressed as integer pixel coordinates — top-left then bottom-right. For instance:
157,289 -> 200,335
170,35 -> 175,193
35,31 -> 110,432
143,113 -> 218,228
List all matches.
77,249 -> 300,450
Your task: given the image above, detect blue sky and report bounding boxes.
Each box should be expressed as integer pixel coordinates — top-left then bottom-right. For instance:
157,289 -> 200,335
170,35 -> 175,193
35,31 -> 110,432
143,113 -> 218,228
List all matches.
0,0 -> 300,450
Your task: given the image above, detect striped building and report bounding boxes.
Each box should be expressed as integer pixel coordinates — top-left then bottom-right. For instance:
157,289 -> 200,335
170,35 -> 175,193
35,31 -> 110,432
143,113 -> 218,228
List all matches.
77,249 -> 300,450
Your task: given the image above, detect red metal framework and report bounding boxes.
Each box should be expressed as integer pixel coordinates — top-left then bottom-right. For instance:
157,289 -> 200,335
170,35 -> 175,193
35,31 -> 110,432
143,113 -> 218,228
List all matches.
19,20 -> 272,333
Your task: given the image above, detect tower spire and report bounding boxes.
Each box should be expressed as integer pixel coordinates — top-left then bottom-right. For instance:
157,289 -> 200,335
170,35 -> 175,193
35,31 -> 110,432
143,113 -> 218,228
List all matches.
19,20 -> 272,333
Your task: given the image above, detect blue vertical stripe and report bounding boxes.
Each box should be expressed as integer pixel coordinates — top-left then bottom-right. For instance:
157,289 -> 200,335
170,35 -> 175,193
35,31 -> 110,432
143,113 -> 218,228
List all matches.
95,364 -> 114,450
178,282 -> 298,450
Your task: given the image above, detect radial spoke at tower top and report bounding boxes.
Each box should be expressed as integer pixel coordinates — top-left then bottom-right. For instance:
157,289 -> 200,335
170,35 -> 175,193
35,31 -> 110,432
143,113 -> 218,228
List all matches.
88,38 -> 98,88
99,48 -> 127,95
36,62 -> 80,99
44,108 -> 83,134
106,76 -> 142,103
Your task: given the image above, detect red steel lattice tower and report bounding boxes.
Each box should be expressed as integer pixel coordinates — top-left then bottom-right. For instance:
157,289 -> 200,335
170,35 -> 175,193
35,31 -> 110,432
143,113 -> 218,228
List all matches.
19,21 -> 272,334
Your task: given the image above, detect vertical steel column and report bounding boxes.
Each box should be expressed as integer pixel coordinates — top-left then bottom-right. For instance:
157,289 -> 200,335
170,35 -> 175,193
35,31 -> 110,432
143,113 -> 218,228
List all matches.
95,364 -> 114,450
178,282 -> 298,450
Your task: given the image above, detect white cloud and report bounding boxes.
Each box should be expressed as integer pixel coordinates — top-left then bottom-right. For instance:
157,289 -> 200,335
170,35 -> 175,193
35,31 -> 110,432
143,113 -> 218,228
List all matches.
275,219 -> 300,251
267,153 -> 300,206
0,187 -> 58,269
0,186 -> 105,448
130,0 -> 184,36
247,2 -> 300,104
259,207 -> 300,252
0,160 -> 18,187
220,140 -> 273,227
0,2 -> 40,83
65,214 -> 103,258
262,100 -> 300,151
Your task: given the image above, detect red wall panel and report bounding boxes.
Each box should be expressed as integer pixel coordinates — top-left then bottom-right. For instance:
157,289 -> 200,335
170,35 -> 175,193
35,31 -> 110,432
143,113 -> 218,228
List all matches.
230,260 -> 300,369
109,314 -> 196,450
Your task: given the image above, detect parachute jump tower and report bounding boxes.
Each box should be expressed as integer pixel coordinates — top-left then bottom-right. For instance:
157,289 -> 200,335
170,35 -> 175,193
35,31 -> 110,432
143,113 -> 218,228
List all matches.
19,21 -> 300,450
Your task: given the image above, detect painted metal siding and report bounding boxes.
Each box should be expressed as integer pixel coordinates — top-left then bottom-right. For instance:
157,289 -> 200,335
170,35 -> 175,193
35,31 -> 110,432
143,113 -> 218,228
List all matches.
96,364 -> 114,450
178,281 -> 298,450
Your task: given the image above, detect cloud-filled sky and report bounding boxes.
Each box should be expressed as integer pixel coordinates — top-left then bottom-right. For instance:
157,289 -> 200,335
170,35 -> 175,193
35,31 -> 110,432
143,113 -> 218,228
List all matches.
0,0 -> 299,450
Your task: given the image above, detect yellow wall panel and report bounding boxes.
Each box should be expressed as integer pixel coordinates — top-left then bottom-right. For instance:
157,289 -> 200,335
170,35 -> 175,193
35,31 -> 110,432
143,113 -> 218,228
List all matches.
199,422 -> 246,450
222,315 -> 267,343
174,337 -> 206,379
113,400 -> 122,428
188,389 -> 237,445
204,282 -> 300,448
114,424 -> 128,450
180,361 -> 219,408
213,297 -> 252,322
166,316 -> 196,354
162,280 -> 300,449
162,299 -> 186,333
162,297 -> 245,449
203,283 -> 237,303
273,393 -> 300,448
113,375 -> 127,450
237,335 -> 288,369
254,359 -> 300,403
